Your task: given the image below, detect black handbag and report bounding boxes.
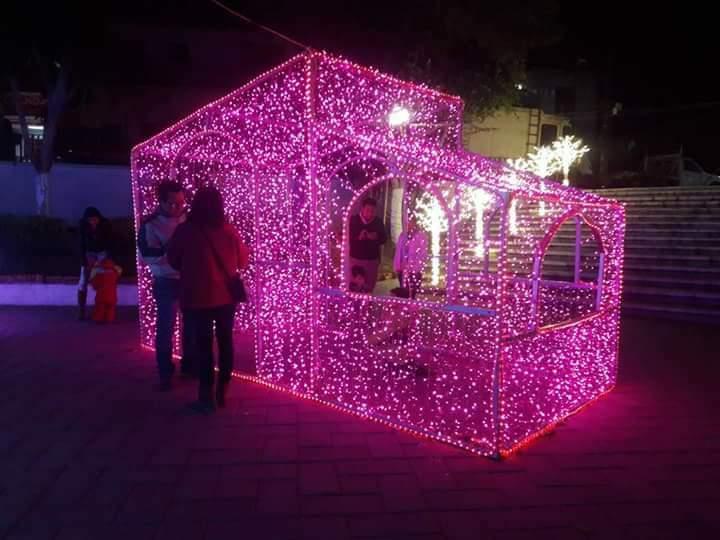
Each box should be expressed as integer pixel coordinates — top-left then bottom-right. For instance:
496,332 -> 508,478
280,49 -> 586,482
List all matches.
200,228 -> 247,304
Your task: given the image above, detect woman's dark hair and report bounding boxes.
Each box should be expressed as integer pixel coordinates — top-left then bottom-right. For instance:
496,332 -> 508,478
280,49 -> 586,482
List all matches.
188,186 -> 225,228
82,206 -> 103,221
80,207 -> 114,257
362,197 -> 377,208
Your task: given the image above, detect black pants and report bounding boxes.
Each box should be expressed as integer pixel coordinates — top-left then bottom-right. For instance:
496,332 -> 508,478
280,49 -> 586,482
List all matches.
184,304 -> 236,390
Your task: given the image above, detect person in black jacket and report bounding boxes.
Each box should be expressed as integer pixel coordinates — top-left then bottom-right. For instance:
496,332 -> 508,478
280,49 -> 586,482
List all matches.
348,197 -> 387,293
78,207 -> 113,320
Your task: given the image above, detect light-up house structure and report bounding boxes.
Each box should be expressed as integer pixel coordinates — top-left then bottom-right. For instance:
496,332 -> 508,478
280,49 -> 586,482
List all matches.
131,51 -> 625,457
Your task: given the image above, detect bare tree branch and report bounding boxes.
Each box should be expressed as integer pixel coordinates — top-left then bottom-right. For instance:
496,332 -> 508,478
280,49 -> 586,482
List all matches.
39,63 -> 70,173
9,77 -> 37,170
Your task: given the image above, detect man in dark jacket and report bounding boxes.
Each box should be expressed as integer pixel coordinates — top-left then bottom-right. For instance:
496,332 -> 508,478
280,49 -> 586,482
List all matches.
348,197 -> 387,293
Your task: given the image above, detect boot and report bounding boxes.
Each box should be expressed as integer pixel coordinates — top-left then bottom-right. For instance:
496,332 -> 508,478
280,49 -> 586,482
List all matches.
77,290 -> 87,320
188,383 -> 215,415
216,380 -> 228,408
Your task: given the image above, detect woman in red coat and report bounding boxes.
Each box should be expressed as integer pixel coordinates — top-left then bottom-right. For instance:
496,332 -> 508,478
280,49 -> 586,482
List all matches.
167,187 -> 249,414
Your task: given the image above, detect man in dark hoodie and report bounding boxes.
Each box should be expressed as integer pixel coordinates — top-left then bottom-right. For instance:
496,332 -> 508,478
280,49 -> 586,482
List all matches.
348,197 -> 387,293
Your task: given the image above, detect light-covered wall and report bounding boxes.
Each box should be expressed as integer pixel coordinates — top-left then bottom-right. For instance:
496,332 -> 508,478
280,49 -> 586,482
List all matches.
0,162 -> 132,220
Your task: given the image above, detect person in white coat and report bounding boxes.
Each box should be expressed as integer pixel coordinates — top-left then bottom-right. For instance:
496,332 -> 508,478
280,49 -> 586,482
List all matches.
393,218 -> 428,299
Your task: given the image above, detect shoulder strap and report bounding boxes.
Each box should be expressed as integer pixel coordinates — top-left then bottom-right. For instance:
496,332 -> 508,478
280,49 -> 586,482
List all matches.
198,227 -> 233,281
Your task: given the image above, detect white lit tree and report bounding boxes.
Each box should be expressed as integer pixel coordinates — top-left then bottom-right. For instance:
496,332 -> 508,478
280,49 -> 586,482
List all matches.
461,187 -> 493,256
507,145 -> 560,179
507,146 -> 560,216
413,192 -> 449,286
551,135 -> 589,186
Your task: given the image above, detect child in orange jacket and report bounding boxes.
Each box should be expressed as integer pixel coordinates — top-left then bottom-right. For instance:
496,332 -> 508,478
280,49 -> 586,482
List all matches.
90,258 -> 122,323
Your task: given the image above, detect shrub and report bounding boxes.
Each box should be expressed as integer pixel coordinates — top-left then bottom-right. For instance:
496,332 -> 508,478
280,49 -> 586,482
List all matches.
0,215 -> 137,278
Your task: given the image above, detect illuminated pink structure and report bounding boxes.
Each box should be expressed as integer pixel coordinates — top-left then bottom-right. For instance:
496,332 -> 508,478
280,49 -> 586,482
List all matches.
131,51 -> 625,457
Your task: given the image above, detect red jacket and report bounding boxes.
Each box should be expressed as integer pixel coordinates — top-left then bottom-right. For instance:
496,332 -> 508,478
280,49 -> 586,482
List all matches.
90,259 -> 122,304
167,222 -> 250,309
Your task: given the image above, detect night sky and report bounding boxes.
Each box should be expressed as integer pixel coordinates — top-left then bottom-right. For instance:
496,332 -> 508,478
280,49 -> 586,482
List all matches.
536,2 -> 720,169
127,0 -> 720,169
6,0 -> 719,170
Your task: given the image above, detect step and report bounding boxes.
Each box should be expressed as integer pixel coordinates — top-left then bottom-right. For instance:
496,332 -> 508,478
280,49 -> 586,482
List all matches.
625,207 -> 720,216
609,200 -> 720,208
623,287 -> 720,308
593,188 -> 720,196
624,214 -> 720,223
620,197 -> 720,205
592,187 -> 720,196
623,228 -> 720,238
623,264 -> 720,281
600,194 -> 720,203
622,302 -> 720,324
623,275 -> 720,293
625,221 -> 720,230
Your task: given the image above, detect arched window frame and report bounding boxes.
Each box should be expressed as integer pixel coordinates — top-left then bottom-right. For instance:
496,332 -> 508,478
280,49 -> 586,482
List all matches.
528,207 -> 607,332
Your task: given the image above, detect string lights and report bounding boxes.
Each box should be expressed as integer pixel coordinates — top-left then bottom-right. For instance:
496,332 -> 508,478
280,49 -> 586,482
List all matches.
461,187 -> 493,256
131,51 -> 625,457
413,191 -> 449,285
552,135 -> 590,186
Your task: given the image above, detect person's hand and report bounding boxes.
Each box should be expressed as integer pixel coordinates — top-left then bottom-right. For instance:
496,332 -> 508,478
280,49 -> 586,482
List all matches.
358,230 -> 367,240
367,232 -> 377,240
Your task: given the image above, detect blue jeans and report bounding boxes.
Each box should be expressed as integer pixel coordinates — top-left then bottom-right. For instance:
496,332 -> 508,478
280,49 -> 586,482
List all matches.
152,277 -> 194,381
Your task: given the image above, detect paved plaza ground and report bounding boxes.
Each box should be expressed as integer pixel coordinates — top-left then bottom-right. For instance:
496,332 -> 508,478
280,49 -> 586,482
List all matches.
0,307 -> 718,539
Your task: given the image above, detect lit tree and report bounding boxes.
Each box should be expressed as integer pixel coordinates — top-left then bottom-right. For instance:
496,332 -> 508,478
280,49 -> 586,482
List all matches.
500,169 -> 525,235
507,145 -> 560,215
529,146 -> 559,178
461,187 -> 493,256
551,135 -> 589,186
413,192 -> 449,286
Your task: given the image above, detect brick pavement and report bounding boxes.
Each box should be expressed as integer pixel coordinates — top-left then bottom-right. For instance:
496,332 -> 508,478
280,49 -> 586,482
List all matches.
0,307 -> 718,539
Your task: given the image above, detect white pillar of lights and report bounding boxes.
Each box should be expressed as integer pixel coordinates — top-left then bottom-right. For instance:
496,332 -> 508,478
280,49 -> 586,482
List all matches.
414,192 -> 449,286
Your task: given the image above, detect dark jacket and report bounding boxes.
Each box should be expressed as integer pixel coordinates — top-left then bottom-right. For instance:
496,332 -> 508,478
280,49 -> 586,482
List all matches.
349,215 -> 387,260
79,217 -> 113,264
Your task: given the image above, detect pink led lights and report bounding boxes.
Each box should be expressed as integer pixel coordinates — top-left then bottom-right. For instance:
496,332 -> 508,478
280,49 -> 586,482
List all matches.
131,51 -> 625,457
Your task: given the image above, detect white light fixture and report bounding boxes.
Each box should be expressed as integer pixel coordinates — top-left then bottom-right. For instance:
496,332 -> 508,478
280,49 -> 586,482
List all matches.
388,105 -> 411,128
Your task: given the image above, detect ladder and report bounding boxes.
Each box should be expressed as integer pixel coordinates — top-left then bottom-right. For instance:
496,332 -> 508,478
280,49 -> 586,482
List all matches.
526,108 -> 541,153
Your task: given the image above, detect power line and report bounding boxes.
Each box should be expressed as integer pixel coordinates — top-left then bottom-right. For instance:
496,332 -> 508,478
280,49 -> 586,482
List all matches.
208,0 -> 310,50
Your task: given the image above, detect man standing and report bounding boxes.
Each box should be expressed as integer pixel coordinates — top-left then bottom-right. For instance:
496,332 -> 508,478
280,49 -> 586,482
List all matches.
138,181 -> 193,390
348,197 -> 387,293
